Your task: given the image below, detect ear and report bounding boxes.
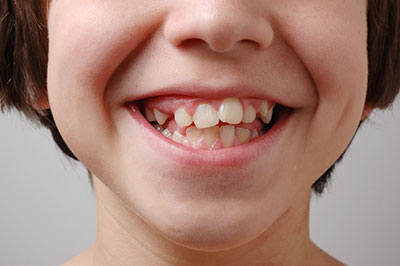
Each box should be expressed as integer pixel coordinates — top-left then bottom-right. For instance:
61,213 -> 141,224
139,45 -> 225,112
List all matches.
361,104 -> 373,120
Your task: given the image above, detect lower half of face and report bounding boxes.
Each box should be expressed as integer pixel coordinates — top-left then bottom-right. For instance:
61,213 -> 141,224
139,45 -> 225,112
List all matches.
46,0 -> 368,250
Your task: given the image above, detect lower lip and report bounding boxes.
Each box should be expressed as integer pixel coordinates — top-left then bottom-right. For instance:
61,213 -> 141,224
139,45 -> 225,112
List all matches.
127,104 -> 291,168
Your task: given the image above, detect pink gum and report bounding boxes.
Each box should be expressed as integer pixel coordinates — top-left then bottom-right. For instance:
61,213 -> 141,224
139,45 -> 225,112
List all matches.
142,96 -> 272,115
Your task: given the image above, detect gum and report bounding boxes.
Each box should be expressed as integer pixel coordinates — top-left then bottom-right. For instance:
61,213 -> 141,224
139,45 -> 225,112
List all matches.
141,96 -> 272,116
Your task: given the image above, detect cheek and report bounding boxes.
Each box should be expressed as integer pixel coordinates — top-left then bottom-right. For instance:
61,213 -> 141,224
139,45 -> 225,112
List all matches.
46,1 -> 165,165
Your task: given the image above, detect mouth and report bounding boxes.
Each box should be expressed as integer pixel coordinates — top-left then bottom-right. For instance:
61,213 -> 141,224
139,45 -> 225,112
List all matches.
128,96 -> 288,150
124,92 -> 293,168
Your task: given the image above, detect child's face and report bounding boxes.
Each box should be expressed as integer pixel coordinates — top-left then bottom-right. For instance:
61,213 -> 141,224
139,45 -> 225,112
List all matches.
47,0 -> 368,249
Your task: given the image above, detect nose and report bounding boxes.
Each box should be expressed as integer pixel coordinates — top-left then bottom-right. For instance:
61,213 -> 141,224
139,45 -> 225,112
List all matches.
163,1 -> 274,53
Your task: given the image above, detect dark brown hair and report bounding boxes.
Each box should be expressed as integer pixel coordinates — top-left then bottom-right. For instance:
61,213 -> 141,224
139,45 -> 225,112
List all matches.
1,0 -> 399,193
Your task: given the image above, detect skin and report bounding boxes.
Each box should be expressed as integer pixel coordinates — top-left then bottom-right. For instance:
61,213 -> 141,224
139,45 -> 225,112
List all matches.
44,0 -> 370,265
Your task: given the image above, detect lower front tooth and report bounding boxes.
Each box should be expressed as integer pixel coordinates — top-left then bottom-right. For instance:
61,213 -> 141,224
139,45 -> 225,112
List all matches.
186,126 -> 202,143
203,126 -> 219,146
162,128 -> 172,138
219,125 -> 235,148
251,129 -> 259,140
172,131 -> 185,144
236,128 -> 250,144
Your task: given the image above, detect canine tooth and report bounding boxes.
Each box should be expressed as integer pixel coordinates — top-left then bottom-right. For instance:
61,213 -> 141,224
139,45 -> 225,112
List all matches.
251,129 -> 259,139
242,105 -> 256,123
260,101 -> 269,116
174,106 -> 193,127
145,107 -> 156,122
186,126 -> 203,143
193,104 -> 219,129
218,98 -> 243,124
172,131 -> 185,144
162,128 -> 172,138
261,105 -> 274,124
219,125 -> 235,148
154,109 -> 169,125
236,128 -> 250,144
203,126 -> 219,146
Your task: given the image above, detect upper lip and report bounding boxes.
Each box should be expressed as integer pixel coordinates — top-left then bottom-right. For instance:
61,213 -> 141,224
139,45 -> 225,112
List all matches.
123,82 -> 300,108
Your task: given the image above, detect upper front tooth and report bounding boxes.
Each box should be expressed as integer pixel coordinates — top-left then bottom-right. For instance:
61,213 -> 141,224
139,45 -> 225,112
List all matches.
174,106 -> 193,127
242,105 -> 256,123
218,98 -> 243,124
193,104 -> 219,129
154,109 -> 169,125
145,107 -> 156,122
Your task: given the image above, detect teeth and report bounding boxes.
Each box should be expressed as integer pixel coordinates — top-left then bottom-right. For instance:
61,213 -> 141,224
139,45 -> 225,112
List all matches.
174,106 -> 193,127
251,129 -> 259,140
193,104 -> 219,129
186,126 -> 202,143
260,101 -> 269,117
154,109 -> 169,125
219,125 -> 235,148
162,128 -> 172,138
172,131 -> 185,144
260,105 -> 274,124
235,128 -> 250,144
242,105 -> 256,123
218,98 -> 243,124
145,107 -> 156,122
203,126 -> 219,147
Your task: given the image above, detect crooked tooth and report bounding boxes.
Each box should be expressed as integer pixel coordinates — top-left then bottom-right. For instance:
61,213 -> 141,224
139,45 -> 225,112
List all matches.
174,106 -> 193,127
193,104 -> 219,129
172,131 -> 185,144
242,105 -> 256,123
219,125 -> 235,148
260,105 -> 274,124
186,126 -> 203,143
154,109 -> 169,125
145,107 -> 156,122
235,128 -> 250,144
203,126 -> 219,147
218,98 -> 243,124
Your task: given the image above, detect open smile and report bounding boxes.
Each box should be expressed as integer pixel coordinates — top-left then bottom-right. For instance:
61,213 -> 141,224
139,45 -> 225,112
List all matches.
125,89 -> 294,167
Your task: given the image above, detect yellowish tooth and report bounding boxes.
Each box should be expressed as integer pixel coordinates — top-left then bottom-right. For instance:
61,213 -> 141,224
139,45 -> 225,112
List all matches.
186,126 -> 202,143
154,109 -> 169,125
203,126 -> 219,146
242,105 -> 256,123
193,104 -> 219,129
145,107 -> 156,122
174,106 -> 193,127
251,129 -> 259,140
235,128 -> 250,144
260,101 -> 269,116
172,131 -> 185,144
219,125 -> 235,148
260,105 -> 274,124
218,98 -> 243,124
162,128 -> 172,138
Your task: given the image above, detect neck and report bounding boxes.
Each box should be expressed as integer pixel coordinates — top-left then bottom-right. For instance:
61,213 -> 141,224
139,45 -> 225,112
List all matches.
87,176 -> 316,266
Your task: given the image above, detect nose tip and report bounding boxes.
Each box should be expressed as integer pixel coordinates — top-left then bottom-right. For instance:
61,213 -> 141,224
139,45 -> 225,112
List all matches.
163,3 -> 274,53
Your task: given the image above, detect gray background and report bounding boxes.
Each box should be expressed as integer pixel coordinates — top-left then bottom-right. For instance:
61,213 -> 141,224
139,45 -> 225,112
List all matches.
1,100 -> 399,266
